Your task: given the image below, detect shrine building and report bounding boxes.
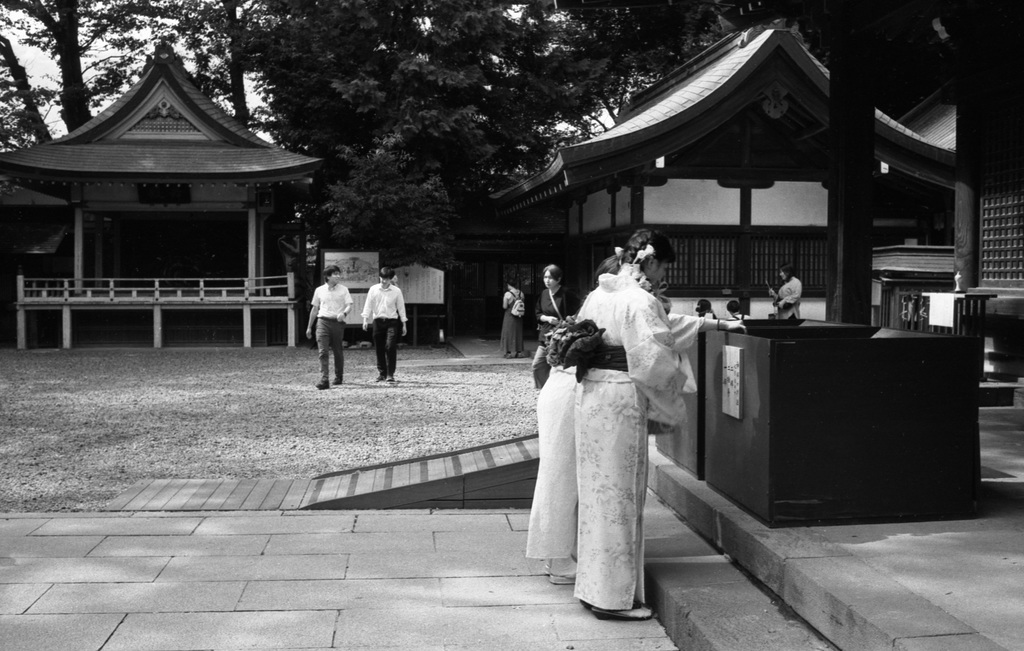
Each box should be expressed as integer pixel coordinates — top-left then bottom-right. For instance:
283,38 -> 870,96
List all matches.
0,42 -> 321,349
491,26 -> 955,323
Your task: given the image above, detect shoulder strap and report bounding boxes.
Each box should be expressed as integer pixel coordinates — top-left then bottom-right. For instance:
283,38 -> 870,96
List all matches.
549,289 -> 563,320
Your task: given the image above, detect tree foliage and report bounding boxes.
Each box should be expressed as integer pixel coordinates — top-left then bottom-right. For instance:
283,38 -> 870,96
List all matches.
0,0 -> 182,134
325,136 -> 457,269
1,0 -> 722,267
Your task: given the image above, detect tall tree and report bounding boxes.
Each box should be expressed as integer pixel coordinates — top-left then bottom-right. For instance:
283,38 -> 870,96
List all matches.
0,34 -> 53,145
1,0 -> 179,135
172,0 -> 259,125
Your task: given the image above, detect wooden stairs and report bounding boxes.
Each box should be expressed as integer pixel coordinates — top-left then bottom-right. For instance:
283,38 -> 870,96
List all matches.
104,435 -> 539,511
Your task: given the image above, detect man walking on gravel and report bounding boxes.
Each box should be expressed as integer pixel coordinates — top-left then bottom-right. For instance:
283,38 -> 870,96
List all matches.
307,264 -> 353,390
362,266 -> 407,383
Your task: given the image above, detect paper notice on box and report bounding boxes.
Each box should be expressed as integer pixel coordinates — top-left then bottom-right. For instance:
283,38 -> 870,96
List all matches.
925,292 -> 955,328
722,345 -> 743,419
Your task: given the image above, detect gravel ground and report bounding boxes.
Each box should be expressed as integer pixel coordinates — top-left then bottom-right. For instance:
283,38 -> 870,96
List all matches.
0,345 -> 537,512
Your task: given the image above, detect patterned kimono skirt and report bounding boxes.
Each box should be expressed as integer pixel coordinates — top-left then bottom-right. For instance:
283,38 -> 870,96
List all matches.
573,368 -> 649,611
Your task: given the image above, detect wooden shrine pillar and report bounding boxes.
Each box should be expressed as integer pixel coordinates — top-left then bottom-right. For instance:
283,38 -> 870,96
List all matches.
953,61 -> 981,291
825,1 -> 875,324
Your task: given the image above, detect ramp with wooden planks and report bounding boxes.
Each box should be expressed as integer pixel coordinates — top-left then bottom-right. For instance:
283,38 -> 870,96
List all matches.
103,435 -> 539,511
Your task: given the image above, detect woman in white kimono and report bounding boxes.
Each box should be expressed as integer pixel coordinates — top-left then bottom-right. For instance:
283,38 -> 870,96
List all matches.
526,257 -> 619,584
572,229 -> 742,621
527,243 -> 744,593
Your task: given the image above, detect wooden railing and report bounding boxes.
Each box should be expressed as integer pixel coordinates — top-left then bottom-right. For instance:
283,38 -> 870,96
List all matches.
19,274 -> 295,304
15,273 -> 299,349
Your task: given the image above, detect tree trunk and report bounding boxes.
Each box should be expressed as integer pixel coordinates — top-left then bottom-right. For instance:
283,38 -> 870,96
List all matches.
54,0 -> 91,132
222,0 -> 249,126
0,34 -> 52,142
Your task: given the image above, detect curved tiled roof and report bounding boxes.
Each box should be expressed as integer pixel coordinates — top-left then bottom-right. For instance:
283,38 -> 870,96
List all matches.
0,43 -> 319,181
493,28 -> 954,211
0,143 -> 320,181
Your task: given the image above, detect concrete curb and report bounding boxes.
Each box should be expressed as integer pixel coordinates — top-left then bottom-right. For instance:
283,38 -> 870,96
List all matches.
647,450 -> 1010,651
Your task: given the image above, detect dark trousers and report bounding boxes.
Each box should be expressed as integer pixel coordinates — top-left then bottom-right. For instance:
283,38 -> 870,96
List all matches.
372,318 -> 401,376
316,318 -> 345,382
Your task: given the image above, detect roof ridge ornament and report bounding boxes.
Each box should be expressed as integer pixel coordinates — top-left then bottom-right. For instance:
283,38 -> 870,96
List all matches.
154,41 -> 177,63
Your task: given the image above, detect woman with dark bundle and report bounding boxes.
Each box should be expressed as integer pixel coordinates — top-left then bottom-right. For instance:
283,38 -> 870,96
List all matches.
532,264 -> 579,389
569,229 -> 741,621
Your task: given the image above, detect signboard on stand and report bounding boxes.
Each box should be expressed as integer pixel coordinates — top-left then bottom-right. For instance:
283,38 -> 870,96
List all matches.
320,250 -> 379,289
395,264 -> 444,304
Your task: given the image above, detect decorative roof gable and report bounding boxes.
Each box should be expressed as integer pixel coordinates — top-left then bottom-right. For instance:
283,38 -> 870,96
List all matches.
0,43 -> 320,183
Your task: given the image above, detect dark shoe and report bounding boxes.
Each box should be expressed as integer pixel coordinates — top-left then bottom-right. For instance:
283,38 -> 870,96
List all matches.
332,377 -> 343,385
315,380 -> 330,390
590,602 -> 652,621
386,376 -> 396,383
503,352 -> 511,359
375,374 -> 386,382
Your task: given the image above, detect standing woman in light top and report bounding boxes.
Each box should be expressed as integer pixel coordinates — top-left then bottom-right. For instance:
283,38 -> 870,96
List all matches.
769,262 -> 802,319
361,266 -> 407,383
306,264 -> 353,390
532,264 -> 579,389
500,282 -> 525,358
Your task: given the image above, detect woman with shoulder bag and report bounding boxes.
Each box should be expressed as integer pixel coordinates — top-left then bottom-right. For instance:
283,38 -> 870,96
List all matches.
532,265 -> 579,388
500,283 -> 525,358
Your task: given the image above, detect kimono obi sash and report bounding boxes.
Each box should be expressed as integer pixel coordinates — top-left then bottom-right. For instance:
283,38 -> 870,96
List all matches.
587,345 -> 628,373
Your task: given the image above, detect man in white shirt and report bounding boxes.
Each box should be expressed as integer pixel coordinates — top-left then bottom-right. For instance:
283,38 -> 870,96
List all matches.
361,266 -> 407,383
306,265 -> 353,390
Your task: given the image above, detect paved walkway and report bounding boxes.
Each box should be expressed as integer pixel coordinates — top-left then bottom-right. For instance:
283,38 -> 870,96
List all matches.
1,504 -> 683,650
3,337 -> 1018,650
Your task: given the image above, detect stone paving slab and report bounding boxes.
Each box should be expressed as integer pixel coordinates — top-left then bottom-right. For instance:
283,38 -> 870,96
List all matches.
104,611 -> 337,650
87,534 -> 269,557
432,529 -> 528,551
352,512 -> 514,532
235,577 -> 441,611
262,531 -> 434,555
345,548 -> 541,579
156,554 -> 350,582
0,519 -> 49,535
193,513 -> 356,534
31,517 -> 202,536
440,575 -> 578,607
27,581 -> 246,614
0,583 -> 50,614
0,613 -> 124,651
0,535 -> 104,557
0,557 -> 169,583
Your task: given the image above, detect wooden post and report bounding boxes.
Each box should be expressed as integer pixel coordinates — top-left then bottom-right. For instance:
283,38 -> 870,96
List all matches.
287,304 -> 296,347
953,26 -> 980,290
154,305 -> 163,348
93,213 -> 104,279
16,268 -> 26,350
826,1 -> 875,324
74,207 -> 84,293
412,305 -> 419,346
243,304 -> 252,347
62,306 -> 72,349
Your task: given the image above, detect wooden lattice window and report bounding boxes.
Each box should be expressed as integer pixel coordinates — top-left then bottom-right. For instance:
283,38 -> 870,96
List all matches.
981,100 -> 1024,286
